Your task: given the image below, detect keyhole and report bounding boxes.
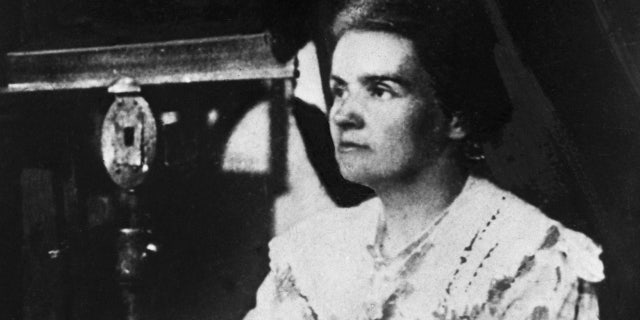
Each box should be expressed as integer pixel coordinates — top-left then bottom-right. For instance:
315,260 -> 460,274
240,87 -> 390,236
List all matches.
124,127 -> 135,147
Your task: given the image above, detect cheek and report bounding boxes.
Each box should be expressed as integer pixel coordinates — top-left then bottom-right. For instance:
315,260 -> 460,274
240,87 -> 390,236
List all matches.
400,102 -> 432,138
410,97 -> 448,137
388,102 -> 445,157
376,109 -> 424,153
416,109 -> 443,139
327,109 -> 337,138
328,120 -> 340,146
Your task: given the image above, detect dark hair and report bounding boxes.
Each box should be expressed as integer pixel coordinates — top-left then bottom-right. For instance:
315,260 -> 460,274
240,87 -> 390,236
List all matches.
332,0 -> 512,145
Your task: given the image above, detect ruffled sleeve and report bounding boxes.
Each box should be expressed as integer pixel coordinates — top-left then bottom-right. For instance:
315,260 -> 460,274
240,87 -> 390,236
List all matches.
243,236 -> 318,320
480,225 -> 604,320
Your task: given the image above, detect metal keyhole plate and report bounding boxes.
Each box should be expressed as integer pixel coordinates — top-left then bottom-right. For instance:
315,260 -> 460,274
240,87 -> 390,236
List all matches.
101,96 -> 157,189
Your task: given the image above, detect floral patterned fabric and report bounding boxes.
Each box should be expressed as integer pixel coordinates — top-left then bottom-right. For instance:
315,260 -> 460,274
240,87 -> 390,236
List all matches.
244,176 -> 604,320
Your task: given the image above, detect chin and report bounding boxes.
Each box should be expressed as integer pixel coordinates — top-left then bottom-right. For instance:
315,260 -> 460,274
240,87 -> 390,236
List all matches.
339,165 -> 369,185
339,164 -> 386,188
338,158 -> 427,188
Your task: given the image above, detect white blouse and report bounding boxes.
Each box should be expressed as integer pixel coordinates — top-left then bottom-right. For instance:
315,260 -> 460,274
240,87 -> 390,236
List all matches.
245,176 -> 604,320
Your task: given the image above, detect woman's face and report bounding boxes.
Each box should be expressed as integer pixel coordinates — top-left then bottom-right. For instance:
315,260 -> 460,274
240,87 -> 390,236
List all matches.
329,30 -> 454,187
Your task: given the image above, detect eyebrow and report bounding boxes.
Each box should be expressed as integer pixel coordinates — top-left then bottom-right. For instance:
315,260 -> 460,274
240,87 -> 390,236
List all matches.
330,74 -> 411,89
361,74 -> 411,88
330,75 -> 347,86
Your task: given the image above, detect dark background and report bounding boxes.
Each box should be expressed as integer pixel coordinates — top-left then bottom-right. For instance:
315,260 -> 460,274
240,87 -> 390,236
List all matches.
0,0 -> 639,319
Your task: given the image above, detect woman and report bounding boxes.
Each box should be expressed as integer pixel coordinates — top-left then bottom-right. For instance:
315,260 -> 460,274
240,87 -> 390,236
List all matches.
245,0 -> 604,319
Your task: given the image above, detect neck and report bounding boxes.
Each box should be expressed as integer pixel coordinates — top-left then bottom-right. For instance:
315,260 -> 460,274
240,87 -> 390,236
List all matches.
373,152 -> 468,257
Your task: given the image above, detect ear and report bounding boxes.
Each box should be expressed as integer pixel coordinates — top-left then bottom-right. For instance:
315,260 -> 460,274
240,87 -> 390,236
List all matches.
447,114 -> 467,140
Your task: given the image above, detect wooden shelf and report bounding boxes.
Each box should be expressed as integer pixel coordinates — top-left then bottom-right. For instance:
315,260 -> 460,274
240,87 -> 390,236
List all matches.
3,32 -> 294,93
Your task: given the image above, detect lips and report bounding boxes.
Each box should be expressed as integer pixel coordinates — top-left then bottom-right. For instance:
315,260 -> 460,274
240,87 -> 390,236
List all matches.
337,141 -> 369,152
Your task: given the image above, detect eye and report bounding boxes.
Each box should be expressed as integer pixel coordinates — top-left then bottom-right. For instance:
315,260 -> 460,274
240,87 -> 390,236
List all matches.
368,84 -> 394,100
331,84 -> 348,99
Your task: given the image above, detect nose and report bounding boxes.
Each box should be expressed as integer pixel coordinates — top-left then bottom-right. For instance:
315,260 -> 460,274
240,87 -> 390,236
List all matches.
330,94 -> 364,130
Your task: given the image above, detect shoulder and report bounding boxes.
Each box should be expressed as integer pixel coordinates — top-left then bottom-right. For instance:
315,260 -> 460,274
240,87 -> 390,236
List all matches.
268,197 -> 380,268
462,176 -> 545,223
463,176 -> 604,283
450,178 -> 604,317
277,197 -> 379,245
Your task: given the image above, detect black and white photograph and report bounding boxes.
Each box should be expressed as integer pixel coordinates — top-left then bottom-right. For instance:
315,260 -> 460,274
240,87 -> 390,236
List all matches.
0,0 -> 638,319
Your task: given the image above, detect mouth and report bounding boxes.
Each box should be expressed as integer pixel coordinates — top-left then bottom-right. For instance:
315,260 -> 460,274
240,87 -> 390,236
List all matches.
337,141 -> 369,153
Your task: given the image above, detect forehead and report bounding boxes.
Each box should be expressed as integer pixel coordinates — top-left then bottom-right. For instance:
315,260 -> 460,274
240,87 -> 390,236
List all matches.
331,30 -> 421,79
